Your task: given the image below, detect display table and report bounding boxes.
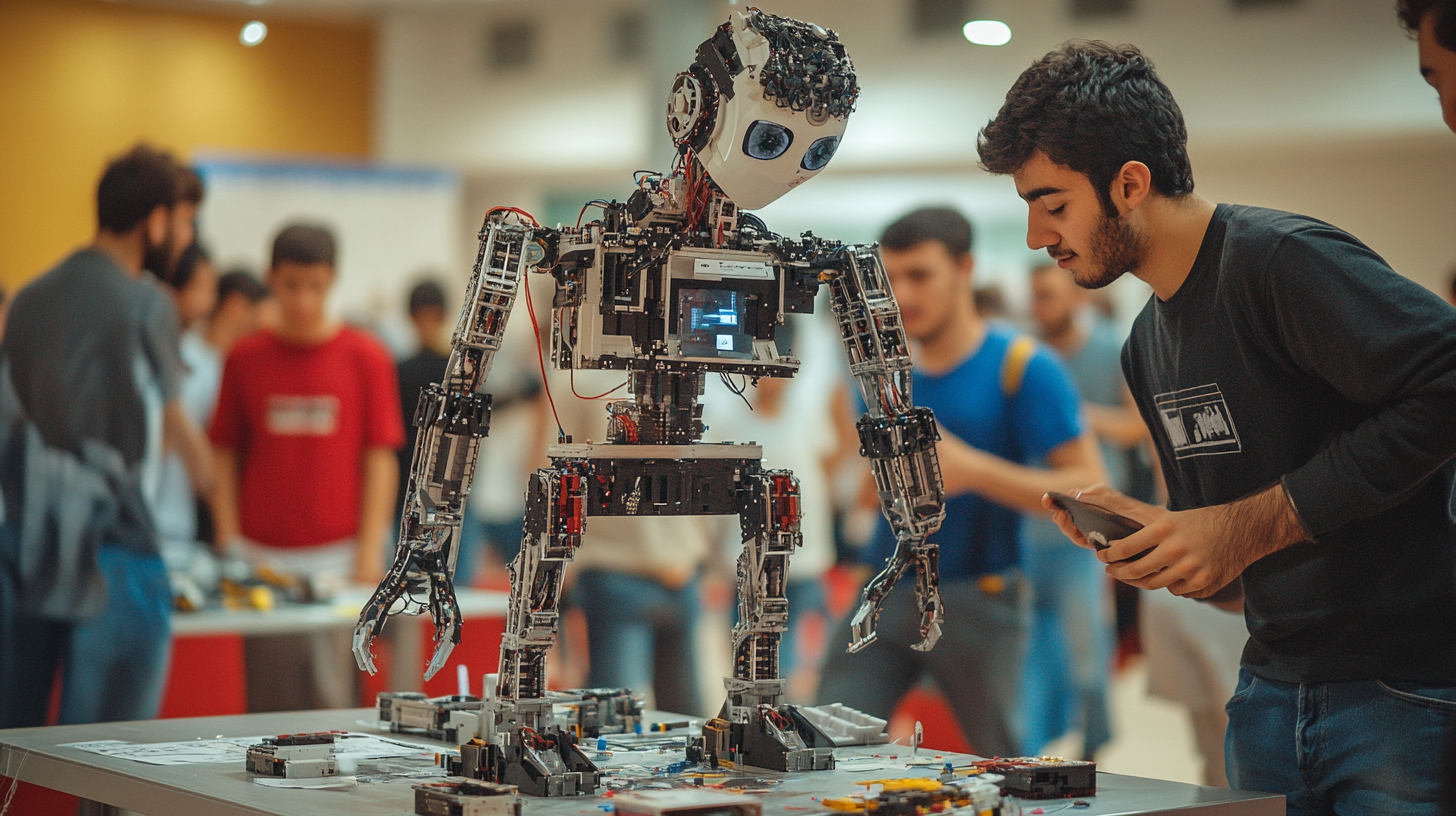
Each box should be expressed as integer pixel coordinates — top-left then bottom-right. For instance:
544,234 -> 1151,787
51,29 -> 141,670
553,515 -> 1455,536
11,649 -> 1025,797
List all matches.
170,588 -> 510,638
160,589 -> 510,718
0,708 -> 1284,816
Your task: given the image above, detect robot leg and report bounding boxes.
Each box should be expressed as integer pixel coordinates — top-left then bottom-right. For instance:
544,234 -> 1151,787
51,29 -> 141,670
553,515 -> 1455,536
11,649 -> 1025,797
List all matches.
474,464 -> 601,797
690,469 -> 835,773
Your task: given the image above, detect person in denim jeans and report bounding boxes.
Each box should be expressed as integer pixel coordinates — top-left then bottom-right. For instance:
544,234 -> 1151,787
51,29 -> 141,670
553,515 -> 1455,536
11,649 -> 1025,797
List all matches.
981,41 -> 1456,814
0,145 -> 211,728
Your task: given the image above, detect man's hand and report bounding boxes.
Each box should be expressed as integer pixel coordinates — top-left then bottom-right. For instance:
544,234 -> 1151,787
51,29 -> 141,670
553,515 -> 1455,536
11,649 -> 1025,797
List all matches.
1040,483 -> 1307,600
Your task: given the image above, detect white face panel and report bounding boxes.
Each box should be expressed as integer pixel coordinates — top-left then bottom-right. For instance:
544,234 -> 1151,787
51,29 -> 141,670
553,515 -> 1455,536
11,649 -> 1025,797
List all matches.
696,13 -> 852,211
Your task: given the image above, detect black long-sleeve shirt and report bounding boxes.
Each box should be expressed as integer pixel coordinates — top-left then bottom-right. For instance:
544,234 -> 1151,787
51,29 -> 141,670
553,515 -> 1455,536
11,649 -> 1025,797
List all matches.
1123,204 -> 1456,684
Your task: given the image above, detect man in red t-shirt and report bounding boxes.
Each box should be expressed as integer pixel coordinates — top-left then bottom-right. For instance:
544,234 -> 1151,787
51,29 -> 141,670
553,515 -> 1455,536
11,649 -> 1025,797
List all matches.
209,223 -> 403,709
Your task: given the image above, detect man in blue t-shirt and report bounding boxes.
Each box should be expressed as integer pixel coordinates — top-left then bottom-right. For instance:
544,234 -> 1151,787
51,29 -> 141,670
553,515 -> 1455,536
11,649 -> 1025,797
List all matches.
816,208 -> 1104,757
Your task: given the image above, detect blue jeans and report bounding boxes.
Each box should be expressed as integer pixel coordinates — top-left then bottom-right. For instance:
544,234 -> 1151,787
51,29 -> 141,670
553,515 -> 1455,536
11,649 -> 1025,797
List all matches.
1019,524 -> 1114,757
1226,666 -> 1456,814
573,570 -> 702,716
0,537 -> 172,727
816,574 -> 1030,757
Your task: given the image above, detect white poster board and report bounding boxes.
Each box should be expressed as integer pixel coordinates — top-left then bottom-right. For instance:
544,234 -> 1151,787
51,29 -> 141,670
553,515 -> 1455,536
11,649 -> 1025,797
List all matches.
195,157 -> 463,356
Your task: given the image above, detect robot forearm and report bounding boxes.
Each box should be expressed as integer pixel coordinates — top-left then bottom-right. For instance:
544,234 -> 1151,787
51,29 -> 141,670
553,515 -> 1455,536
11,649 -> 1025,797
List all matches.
822,247 -> 946,653
353,212 -> 545,679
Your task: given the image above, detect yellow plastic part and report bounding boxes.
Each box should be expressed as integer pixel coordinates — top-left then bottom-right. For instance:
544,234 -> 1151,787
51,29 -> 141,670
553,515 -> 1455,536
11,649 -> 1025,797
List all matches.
855,778 -> 943,793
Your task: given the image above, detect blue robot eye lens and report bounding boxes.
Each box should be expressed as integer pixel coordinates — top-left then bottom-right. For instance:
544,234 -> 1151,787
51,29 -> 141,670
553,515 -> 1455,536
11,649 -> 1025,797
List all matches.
743,120 -> 794,160
801,136 -> 839,170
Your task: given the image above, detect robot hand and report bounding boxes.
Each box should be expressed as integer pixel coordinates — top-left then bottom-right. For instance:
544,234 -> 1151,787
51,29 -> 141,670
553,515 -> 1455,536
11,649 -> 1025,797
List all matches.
849,535 -> 942,653
845,409 -> 946,652
353,520 -> 463,678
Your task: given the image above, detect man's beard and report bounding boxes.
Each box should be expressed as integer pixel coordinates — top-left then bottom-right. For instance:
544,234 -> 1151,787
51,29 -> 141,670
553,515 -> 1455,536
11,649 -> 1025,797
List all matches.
1072,210 -> 1148,290
142,227 -> 176,279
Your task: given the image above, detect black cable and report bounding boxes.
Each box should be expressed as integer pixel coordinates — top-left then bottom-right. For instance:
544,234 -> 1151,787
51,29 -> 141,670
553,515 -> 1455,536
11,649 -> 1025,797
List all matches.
720,372 -> 753,411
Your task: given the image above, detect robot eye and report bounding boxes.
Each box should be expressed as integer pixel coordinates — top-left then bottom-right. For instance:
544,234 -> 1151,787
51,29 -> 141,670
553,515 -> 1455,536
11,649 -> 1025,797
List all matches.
800,136 -> 840,171
742,120 -> 795,160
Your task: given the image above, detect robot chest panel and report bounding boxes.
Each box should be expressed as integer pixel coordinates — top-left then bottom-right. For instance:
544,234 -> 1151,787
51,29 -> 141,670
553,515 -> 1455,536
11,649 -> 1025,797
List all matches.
561,238 -> 800,377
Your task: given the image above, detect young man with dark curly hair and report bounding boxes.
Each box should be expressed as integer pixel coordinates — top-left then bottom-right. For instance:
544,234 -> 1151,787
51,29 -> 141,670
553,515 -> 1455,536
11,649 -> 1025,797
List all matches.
977,40 -> 1456,815
1399,0 -> 1456,133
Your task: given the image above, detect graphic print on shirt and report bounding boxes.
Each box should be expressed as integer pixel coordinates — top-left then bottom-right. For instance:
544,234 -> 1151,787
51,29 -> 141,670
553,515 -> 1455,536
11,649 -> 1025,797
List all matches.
1153,384 -> 1241,459
266,395 -> 340,436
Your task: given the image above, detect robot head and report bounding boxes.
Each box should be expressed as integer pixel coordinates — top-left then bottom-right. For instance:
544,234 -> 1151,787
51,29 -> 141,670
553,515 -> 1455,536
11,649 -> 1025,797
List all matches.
667,8 -> 859,210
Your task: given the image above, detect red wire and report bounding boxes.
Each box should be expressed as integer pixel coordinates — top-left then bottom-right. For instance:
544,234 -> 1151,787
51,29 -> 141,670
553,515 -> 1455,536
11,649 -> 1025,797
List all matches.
524,283 -> 564,440
486,206 -> 540,227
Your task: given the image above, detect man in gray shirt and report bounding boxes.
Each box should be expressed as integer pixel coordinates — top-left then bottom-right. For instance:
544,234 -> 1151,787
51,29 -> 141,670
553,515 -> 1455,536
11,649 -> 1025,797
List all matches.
0,144 -> 212,726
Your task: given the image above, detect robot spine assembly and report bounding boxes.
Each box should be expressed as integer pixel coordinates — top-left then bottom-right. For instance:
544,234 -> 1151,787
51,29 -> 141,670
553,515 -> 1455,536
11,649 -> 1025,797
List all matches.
354,6 -> 946,795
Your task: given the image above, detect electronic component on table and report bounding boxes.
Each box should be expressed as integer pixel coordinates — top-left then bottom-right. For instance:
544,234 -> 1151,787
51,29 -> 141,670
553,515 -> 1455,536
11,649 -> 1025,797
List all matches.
1045,491 -> 1149,560
414,778 -> 522,816
244,732 -> 340,779
446,733 -> 602,798
351,4 -> 946,795
555,687 -> 644,737
821,776 -> 1010,816
970,757 -> 1097,800
379,692 -> 484,743
614,789 -> 763,816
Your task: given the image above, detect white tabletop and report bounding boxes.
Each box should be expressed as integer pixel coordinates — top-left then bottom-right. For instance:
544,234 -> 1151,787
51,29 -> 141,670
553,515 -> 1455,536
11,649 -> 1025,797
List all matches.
0,708 -> 1284,816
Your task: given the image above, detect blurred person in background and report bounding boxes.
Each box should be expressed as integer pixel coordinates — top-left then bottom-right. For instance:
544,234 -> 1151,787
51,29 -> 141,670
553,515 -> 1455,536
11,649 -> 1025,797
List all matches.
1018,263 -> 1145,759
815,207 -> 1104,757
207,270 -> 276,359
1399,0 -> 1456,133
209,223 -> 404,711
972,285 -> 1010,323
395,279 -> 449,522
0,144 -> 211,727
1140,577 -> 1249,786
153,243 -> 219,570
190,270 -> 273,549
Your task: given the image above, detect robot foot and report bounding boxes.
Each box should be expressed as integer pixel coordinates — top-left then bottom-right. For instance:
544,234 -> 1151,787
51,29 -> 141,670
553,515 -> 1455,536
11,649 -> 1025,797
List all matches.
688,704 -> 836,773
449,727 -> 602,797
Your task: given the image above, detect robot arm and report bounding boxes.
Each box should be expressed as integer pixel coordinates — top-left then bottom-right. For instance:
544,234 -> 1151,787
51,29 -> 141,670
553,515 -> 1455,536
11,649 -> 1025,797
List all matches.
818,246 -> 946,653
353,209 -> 556,679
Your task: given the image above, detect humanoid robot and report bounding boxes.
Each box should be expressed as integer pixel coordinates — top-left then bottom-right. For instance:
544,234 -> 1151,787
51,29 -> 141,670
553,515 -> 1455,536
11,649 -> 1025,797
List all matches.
354,8 -> 946,794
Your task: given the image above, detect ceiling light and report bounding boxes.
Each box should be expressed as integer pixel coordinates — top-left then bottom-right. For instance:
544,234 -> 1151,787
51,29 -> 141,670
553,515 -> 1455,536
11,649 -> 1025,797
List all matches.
963,20 -> 1011,46
240,21 -> 267,47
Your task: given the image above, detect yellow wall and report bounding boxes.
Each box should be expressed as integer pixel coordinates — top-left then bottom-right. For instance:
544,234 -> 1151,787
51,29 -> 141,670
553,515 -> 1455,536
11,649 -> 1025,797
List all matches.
0,0 -> 374,290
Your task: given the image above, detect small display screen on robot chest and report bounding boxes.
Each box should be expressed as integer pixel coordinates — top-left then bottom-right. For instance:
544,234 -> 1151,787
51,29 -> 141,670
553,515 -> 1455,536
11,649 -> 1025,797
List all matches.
678,288 -> 753,359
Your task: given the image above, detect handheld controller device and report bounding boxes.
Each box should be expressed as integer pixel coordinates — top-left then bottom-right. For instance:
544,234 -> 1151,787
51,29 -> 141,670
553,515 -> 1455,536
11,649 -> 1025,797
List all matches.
1046,492 -> 1149,562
